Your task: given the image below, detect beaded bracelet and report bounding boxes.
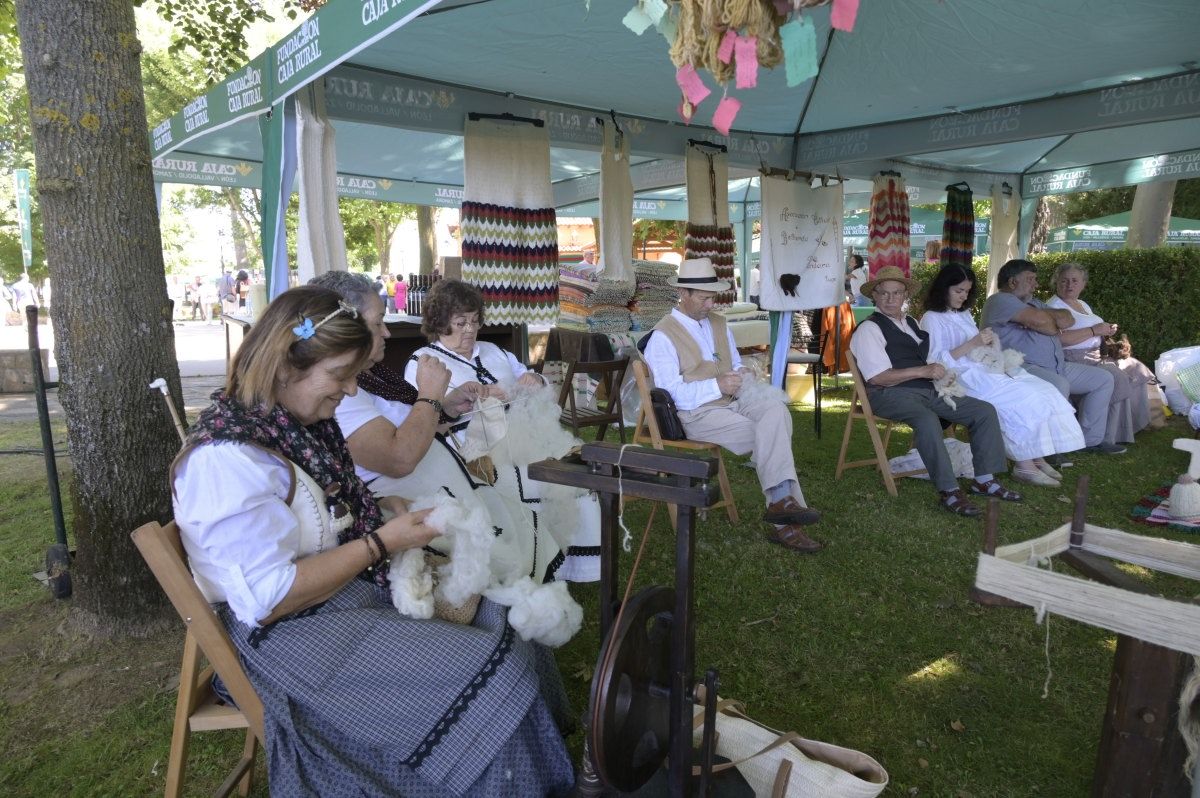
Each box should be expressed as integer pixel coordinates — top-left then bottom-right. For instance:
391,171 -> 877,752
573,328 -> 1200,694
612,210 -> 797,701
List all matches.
366,530 -> 389,569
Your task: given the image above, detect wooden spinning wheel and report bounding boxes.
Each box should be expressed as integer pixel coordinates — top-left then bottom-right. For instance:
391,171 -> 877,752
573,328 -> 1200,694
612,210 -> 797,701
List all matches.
589,586 -> 676,792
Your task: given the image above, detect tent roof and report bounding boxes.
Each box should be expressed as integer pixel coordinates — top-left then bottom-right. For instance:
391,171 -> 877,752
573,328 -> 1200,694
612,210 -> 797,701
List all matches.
151,0 -> 1200,206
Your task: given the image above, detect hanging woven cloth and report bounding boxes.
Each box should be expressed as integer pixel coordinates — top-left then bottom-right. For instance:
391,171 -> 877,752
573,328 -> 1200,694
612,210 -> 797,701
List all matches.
866,173 -> 911,277
598,121 -> 634,283
940,184 -> 975,269
461,118 -> 559,325
684,145 -> 736,306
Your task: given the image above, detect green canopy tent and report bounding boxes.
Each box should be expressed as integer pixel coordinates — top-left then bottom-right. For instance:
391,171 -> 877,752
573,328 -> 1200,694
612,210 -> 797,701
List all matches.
1046,211 -> 1200,252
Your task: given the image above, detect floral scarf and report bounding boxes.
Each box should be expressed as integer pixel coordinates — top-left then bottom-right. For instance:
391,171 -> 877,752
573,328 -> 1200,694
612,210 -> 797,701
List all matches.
184,391 -> 390,588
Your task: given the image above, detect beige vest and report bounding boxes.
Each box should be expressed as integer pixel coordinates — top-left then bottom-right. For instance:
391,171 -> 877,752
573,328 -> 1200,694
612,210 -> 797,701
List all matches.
653,312 -> 734,408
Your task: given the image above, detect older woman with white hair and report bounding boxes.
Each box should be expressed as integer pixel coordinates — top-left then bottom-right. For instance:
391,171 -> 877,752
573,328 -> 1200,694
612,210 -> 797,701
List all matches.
1046,261 -> 1153,443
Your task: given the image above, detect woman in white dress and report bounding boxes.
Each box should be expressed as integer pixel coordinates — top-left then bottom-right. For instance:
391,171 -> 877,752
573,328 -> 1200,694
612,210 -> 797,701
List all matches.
1046,261 -> 1152,443
920,264 -> 1085,487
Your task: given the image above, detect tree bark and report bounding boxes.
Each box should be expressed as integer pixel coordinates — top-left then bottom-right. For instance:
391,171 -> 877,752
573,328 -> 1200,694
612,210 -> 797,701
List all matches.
416,205 -> 436,275
370,217 -> 393,276
1028,196 -> 1052,254
16,0 -> 180,631
224,188 -> 257,269
1126,180 -> 1176,249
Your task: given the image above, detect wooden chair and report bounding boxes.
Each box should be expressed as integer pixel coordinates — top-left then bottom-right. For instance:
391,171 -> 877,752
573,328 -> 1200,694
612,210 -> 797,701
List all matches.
558,357 -> 630,443
834,350 -> 935,497
131,521 -> 265,798
630,359 -> 739,524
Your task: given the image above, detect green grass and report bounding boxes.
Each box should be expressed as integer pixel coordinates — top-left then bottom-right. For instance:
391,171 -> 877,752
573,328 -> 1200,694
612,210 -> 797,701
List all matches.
1,387 -> 1196,796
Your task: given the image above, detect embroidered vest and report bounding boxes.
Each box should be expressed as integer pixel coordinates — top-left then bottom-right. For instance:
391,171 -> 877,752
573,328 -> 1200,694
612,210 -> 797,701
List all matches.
653,313 -> 734,408
868,312 -> 932,392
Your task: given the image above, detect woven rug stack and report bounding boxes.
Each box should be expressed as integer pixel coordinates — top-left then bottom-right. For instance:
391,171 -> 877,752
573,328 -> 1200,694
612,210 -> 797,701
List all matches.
585,279 -> 635,334
557,266 -> 596,331
630,259 -> 678,331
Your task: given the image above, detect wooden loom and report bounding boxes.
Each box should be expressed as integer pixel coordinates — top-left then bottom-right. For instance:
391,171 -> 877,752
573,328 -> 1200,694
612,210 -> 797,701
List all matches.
972,477 -> 1200,796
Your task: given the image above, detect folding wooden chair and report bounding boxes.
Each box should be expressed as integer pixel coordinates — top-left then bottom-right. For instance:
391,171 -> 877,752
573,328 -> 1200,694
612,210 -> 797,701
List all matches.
631,359 -> 739,524
132,521 -> 265,798
558,357 -> 630,443
834,350 -> 935,497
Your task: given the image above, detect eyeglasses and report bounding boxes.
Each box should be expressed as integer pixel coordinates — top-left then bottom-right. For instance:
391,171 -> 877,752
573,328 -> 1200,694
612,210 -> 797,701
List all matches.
451,318 -> 481,331
873,289 -> 907,300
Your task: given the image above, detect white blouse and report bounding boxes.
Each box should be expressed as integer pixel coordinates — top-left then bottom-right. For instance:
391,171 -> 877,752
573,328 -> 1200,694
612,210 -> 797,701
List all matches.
404,340 -> 531,389
173,444 -> 301,627
1045,295 -> 1104,351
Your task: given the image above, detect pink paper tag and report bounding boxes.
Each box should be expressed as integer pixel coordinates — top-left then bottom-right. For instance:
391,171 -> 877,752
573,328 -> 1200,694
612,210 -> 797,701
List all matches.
717,29 -> 737,63
734,35 -> 759,89
831,0 -> 860,31
676,64 -> 711,106
712,95 -> 742,136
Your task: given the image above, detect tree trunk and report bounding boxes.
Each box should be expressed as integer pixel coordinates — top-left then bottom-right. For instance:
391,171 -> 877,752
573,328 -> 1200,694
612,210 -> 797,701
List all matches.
1028,196 -> 1052,254
416,205 -> 436,275
224,188 -> 254,269
1126,181 -> 1177,249
16,0 -> 180,632
371,218 -> 392,275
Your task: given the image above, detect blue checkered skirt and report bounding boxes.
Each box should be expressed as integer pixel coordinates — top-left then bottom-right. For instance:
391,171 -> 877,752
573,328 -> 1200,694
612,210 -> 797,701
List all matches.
219,579 -> 574,796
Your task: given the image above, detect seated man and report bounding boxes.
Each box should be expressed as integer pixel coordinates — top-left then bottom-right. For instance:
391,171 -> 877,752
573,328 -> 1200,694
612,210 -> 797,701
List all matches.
644,258 -> 823,553
981,258 -> 1122,456
849,266 -> 1019,517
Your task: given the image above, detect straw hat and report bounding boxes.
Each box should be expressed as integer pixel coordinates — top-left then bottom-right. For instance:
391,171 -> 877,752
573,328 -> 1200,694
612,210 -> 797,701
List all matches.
859,266 -> 913,297
667,257 -> 730,292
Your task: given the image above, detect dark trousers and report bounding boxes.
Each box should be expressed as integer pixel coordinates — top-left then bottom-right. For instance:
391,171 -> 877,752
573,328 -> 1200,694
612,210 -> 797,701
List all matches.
867,385 -> 1007,493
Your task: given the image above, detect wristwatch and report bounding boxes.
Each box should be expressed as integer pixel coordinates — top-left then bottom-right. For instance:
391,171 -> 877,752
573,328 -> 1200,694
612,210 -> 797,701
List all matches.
414,397 -> 444,415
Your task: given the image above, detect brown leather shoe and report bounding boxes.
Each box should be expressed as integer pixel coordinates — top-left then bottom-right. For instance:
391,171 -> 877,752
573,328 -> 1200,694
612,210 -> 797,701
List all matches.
763,496 -> 821,526
768,524 -> 824,553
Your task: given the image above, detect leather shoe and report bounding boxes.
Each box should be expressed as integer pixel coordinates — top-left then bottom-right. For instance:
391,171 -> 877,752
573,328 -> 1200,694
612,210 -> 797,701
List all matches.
763,496 -> 821,526
768,525 -> 824,553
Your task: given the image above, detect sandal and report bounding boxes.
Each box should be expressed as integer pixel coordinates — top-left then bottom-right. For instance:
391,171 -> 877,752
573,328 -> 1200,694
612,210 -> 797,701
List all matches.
939,489 -> 982,517
969,479 -> 1023,502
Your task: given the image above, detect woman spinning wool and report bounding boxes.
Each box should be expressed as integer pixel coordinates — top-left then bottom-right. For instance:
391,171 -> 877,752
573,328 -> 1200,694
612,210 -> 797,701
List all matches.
1046,262 -> 1154,443
920,265 -> 1085,487
172,286 -> 574,796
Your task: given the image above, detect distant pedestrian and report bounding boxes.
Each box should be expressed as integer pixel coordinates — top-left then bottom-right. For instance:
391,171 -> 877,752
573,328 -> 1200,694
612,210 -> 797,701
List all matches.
12,273 -> 38,310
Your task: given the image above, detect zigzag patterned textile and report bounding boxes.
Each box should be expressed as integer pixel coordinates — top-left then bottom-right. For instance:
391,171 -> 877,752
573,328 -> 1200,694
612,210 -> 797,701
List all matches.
686,145 -> 736,306
462,118 -> 558,325
940,184 -> 975,268
867,174 -> 911,277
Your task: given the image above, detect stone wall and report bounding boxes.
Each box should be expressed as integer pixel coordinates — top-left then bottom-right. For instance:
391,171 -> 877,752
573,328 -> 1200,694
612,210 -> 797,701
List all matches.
0,349 -> 50,393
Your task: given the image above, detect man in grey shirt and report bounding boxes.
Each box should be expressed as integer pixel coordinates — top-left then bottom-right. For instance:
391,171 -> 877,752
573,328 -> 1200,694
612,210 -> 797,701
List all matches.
981,259 -> 1123,454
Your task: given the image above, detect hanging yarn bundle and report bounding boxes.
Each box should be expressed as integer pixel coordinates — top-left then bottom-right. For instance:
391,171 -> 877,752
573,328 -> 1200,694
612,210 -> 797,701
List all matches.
669,0 -> 790,84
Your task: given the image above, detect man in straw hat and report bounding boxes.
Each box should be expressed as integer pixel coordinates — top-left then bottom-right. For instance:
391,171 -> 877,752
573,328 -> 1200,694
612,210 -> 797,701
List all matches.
643,258 -> 824,553
850,266 -> 1018,517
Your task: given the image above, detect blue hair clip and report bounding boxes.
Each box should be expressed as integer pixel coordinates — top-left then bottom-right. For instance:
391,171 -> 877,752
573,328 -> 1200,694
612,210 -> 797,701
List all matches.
292,318 -> 316,339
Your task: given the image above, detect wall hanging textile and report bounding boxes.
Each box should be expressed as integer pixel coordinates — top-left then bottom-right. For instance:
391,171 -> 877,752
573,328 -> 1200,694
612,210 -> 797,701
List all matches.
599,121 -> 634,283
866,173 -> 911,277
758,175 -> 845,311
939,184 -> 975,269
988,183 -> 1020,295
295,81 -> 349,284
461,118 -> 558,325
685,145 -> 736,306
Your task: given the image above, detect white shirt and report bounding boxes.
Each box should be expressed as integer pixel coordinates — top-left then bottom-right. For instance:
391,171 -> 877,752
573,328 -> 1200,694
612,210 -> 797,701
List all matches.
1045,295 -> 1104,351
334,388 -> 413,482
173,444 -> 300,626
849,314 -> 926,382
405,341 -> 531,390
643,308 -> 742,411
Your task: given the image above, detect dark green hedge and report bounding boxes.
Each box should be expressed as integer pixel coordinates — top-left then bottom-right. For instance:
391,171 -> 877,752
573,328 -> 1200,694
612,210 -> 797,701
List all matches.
905,248 -> 1200,365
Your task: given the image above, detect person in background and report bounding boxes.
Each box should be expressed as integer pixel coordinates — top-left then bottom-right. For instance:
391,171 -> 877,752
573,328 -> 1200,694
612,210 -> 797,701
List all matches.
384,274 -> 397,312
749,265 -> 761,307
645,258 -> 824,552
1046,261 -> 1152,444
234,269 -> 251,309
981,259 -> 1123,456
172,286 -> 575,796
218,268 -> 237,315
12,273 -> 38,310
0,281 -> 14,312
846,254 -> 870,306
394,276 -> 407,316
576,248 -> 600,276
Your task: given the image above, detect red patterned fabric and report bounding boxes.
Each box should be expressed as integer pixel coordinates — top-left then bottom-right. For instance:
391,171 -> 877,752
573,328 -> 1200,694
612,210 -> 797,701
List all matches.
867,174 -> 911,277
